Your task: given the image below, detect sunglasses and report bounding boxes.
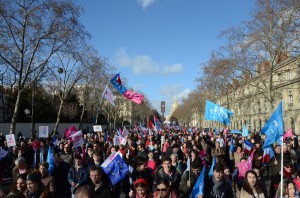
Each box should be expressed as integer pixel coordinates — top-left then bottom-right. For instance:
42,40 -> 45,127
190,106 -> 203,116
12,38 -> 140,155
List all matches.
157,188 -> 166,191
285,166 -> 292,168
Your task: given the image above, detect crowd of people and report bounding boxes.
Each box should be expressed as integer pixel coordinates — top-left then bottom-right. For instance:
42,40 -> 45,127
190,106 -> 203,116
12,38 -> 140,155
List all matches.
0,126 -> 299,198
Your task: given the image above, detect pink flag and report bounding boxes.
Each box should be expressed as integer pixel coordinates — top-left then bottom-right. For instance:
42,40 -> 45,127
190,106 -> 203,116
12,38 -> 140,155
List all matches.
283,128 -> 293,141
123,90 -> 144,104
223,128 -> 227,136
238,150 -> 254,177
64,125 -> 77,138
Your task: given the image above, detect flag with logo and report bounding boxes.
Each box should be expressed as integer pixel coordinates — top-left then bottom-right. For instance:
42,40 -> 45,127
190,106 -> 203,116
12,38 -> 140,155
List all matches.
204,100 -> 233,125
64,125 -> 77,138
242,124 -> 249,137
191,166 -> 206,198
110,73 -> 144,104
101,152 -> 129,185
69,130 -> 84,147
261,101 -> 284,148
103,86 -> 115,106
114,136 -> 127,146
46,146 -> 55,174
238,150 -> 254,177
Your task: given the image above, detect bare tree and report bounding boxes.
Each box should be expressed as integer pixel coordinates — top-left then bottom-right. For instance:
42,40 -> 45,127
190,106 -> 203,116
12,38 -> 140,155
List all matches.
47,51 -> 84,133
0,0 -> 89,133
221,0 -> 300,110
75,46 -> 113,130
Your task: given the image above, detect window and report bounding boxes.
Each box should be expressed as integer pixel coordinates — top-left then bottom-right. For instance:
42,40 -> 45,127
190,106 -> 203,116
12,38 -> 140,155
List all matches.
287,70 -> 292,80
264,99 -> 267,111
289,91 -> 293,107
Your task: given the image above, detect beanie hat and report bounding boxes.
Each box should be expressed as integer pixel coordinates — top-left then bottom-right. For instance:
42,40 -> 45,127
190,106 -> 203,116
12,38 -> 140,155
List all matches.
26,173 -> 41,183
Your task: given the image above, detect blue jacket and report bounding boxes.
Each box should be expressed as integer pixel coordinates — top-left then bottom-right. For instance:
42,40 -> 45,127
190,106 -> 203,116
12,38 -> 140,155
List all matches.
68,166 -> 89,194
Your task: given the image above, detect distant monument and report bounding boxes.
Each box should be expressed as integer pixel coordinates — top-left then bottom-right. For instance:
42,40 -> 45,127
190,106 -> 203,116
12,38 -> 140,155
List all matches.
166,97 -> 179,122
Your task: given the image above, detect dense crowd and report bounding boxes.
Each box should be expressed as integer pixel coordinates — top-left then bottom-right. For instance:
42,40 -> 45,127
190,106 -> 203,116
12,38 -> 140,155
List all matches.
0,127 -> 299,198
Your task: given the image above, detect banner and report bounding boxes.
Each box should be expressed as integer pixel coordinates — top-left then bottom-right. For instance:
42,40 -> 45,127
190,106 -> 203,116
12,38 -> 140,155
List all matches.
93,125 -> 103,132
69,130 -> 84,147
6,134 -> 16,147
114,136 -> 127,146
39,126 -> 49,138
204,100 -> 233,125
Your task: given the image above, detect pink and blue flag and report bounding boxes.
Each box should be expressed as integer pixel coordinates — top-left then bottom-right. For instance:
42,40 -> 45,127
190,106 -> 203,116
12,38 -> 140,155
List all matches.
110,73 -> 144,104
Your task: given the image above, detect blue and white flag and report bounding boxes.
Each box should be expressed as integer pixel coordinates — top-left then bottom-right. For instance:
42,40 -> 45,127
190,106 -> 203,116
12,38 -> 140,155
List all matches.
46,146 -> 54,174
204,100 -> 233,126
101,152 -> 129,185
0,148 -> 8,161
52,136 -> 58,145
208,155 -> 216,178
242,124 -> 249,137
191,166 -> 206,198
261,101 -> 284,148
103,86 -> 115,106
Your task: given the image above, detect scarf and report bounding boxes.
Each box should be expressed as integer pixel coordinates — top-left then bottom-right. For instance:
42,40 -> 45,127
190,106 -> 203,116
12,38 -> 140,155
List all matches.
212,176 -> 225,196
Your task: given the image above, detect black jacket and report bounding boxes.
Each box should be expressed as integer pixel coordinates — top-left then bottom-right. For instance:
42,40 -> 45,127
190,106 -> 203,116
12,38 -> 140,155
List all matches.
203,177 -> 234,198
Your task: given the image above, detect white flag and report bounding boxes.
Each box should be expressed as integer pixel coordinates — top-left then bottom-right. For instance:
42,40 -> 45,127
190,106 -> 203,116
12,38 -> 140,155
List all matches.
103,86 -> 115,106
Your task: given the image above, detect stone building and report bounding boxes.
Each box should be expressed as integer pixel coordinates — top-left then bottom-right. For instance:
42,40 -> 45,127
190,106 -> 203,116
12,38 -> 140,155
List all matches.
216,55 -> 300,135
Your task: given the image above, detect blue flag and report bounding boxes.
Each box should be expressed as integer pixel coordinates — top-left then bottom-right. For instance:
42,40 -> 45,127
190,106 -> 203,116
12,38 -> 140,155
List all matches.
214,128 -> 219,135
110,73 -> 127,94
208,155 -> 216,178
229,137 -> 235,155
46,146 -> 54,174
101,152 -> 129,185
261,101 -> 284,148
52,136 -> 58,145
204,100 -> 233,126
242,124 -> 249,137
191,166 -> 206,198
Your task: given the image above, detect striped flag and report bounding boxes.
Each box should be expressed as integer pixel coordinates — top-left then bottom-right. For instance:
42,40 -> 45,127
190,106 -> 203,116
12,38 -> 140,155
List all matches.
243,139 -> 253,154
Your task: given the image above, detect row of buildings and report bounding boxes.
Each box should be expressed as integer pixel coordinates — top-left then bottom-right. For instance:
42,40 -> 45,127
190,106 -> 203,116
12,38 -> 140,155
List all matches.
190,54 -> 300,135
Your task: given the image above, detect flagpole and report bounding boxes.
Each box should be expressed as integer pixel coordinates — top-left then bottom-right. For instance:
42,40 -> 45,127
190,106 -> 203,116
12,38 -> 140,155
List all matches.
280,136 -> 283,198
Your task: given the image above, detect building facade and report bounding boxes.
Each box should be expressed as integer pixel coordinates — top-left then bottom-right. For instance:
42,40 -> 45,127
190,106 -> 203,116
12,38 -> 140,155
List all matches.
217,55 -> 300,134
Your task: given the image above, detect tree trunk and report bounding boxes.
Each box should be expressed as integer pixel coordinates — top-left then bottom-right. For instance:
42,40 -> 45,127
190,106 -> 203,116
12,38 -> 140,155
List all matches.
54,99 -> 64,133
79,105 -> 85,130
10,91 -> 23,134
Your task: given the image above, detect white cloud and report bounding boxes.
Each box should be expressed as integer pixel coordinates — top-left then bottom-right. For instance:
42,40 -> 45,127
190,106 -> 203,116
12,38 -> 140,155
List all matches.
137,0 -> 156,9
115,48 -> 184,75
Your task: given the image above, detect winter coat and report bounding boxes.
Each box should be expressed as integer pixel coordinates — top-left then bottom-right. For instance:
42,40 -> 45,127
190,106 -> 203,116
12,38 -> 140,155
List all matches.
203,177 -> 234,198
179,171 -> 198,198
68,166 -> 89,194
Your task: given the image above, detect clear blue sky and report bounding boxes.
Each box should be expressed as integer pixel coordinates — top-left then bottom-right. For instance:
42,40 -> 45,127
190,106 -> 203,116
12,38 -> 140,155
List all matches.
77,0 -> 254,116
